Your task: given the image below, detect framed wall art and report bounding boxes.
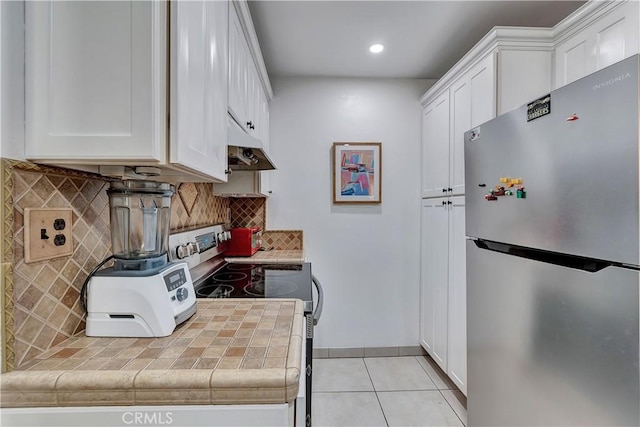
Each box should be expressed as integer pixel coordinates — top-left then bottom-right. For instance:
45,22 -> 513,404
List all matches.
332,142 -> 382,204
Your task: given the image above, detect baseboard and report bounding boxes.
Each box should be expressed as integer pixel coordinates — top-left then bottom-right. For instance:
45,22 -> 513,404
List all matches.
313,346 -> 426,359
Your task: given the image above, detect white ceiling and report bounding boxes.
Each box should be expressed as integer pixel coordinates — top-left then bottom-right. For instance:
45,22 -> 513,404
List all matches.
248,1 -> 586,79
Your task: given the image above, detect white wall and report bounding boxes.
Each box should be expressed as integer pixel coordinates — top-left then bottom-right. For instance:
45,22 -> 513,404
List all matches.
0,0 -> 25,160
268,77 -> 433,349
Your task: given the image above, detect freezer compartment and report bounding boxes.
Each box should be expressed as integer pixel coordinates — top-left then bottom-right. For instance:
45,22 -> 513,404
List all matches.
467,240 -> 639,427
465,55 -> 640,266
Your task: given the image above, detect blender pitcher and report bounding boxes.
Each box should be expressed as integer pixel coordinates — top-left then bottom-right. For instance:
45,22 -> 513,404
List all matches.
108,180 -> 175,270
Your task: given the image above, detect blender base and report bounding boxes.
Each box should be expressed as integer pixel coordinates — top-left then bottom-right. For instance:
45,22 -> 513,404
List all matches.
86,262 -> 196,337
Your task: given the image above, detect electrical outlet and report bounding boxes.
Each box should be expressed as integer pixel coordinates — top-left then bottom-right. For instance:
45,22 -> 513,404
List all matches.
24,208 -> 74,263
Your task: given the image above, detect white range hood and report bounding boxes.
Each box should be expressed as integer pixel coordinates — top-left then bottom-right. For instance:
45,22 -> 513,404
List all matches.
227,116 -> 276,171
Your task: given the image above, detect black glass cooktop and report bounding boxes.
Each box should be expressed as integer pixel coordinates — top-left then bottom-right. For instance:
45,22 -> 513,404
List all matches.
194,262 -> 313,304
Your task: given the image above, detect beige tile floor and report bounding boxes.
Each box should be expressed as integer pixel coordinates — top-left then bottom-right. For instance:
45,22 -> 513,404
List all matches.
312,355 -> 467,427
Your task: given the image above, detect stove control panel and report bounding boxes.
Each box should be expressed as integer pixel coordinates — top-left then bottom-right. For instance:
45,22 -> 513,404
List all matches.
169,224 -> 230,270
196,232 -> 217,252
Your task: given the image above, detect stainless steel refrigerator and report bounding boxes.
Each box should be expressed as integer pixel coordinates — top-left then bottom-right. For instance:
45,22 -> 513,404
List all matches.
465,54 -> 639,426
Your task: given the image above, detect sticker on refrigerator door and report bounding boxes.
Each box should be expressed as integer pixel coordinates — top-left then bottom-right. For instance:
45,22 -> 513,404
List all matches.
527,94 -> 551,122
468,127 -> 481,142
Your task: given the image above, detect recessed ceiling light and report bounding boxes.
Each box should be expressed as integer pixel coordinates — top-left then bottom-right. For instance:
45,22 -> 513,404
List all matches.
369,44 -> 384,54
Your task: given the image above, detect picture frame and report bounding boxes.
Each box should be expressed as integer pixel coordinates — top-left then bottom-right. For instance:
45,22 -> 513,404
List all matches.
332,142 -> 382,204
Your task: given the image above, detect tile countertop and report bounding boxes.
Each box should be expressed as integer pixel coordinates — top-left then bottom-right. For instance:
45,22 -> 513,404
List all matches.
1,299 -> 304,408
225,250 -> 305,264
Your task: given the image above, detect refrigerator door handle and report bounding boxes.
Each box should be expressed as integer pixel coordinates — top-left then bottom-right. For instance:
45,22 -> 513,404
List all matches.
473,239 -> 616,273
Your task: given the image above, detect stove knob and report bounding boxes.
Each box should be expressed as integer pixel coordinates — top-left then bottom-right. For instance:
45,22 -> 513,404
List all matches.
176,244 -> 189,260
176,287 -> 188,302
187,241 -> 199,255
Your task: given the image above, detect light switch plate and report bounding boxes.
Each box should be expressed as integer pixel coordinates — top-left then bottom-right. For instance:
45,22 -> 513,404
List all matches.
24,208 -> 74,263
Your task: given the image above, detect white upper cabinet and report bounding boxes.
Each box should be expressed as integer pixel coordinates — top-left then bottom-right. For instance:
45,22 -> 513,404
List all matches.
228,4 -> 268,139
170,0 -> 228,181
468,55 -> 496,127
554,0 -> 639,89
246,60 -> 260,137
421,94 -> 450,199
449,79 -> 470,197
228,5 -> 249,131
25,1 -> 166,163
449,53 -> 496,197
421,29 -> 552,199
257,86 -> 271,196
25,0 -> 230,182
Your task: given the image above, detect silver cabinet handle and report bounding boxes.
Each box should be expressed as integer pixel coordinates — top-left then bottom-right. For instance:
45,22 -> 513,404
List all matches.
312,275 -> 324,326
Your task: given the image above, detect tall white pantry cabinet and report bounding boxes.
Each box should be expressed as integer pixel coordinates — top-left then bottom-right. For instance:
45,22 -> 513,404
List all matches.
420,28 -> 553,397
419,0 -> 640,397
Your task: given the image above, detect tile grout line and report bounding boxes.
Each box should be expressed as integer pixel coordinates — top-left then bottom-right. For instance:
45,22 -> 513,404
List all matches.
414,356 -> 466,427
362,357 -> 390,427
438,389 -> 466,427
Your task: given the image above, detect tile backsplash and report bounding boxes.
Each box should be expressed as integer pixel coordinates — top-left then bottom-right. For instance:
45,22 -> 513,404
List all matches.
171,182 -> 230,231
262,230 -> 303,251
229,198 -> 266,229
3,160 -> 112,370
12,168 -> 111,367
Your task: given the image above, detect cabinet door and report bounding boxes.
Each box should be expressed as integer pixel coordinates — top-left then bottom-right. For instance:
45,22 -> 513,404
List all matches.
447,196 -> 467,396
469,53 -> 496,128
258,87 -> 271,196
554,1 -> 639,88
449,77 -> 470,197
170,0 -> 228,181
25,1 -> 166,162
246,60 -> 260,137
228,5 -> 247,128
420,198 -> 449,371
498,49 -> 552,115
421,94 -> 450,198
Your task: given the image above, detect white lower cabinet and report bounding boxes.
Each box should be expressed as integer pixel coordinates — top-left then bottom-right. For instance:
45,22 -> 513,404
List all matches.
1,404 -> 295,427
420,196 -> 466,395
420,197 -> 449,370
446,196 -> 466,395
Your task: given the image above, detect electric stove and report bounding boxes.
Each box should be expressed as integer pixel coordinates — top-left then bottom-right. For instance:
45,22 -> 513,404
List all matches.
169,224 -> 322,427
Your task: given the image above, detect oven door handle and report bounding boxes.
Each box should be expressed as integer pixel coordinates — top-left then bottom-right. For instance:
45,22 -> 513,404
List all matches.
312,275 -> 324,326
